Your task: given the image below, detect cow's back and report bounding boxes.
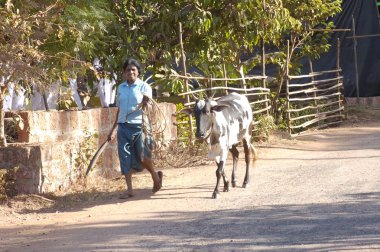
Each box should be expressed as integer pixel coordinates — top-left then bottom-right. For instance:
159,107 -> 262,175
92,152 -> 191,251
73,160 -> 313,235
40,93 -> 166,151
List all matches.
215,93 -> 252,147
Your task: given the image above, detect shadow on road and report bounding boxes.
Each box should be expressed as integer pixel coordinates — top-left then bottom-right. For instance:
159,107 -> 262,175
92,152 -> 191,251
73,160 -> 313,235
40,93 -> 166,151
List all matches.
4,183 -> 214,215
2,191 -> 380,251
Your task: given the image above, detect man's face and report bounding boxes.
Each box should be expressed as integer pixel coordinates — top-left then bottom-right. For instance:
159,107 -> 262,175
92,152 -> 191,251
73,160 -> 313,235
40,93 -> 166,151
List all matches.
124,64 -> 139,84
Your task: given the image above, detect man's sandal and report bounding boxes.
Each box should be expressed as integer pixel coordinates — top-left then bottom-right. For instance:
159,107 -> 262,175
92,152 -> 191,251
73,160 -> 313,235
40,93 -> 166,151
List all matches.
152,171 -> 163,193
119,191 -> 134,199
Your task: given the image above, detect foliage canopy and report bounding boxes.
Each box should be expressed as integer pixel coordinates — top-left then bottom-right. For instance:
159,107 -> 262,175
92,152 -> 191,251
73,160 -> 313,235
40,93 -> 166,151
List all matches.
0,0 -> 342,146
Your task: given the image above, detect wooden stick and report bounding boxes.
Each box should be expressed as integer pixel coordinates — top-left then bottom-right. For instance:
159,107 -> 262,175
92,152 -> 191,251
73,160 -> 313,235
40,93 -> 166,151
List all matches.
178,22 -> 194,144
171,74 -> 266,81
85,123 -> 117,176
30,194 -> 54,203
179,86 -> 269,96
287,100 -> 343,112
290,106 -> 344,122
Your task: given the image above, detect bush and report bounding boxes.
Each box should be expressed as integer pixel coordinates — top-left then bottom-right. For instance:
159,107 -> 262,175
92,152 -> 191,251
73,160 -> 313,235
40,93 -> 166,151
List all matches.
254,115 -> 276,141
0,167 -> 19,203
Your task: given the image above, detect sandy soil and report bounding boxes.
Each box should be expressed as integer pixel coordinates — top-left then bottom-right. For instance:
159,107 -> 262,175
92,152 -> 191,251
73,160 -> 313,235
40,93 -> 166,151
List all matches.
1,105 -> 380,252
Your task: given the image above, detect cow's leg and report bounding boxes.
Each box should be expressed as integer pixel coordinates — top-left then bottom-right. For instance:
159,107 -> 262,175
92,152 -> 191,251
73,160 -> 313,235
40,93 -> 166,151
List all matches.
242,139 -> 251,188
216,161 -> 229,192
215,161 -> 229,193
229,145 -> 239,187
213,160 -> 225,199
220,161 -> 230,192
222,169 -> 229,192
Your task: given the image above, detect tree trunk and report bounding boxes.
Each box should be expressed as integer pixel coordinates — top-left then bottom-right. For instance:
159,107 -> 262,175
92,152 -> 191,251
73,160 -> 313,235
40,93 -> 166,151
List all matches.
272,40 -> 294,122
271,73 -> 285,118
42,93 -> 50,111
0,91 -> 7,147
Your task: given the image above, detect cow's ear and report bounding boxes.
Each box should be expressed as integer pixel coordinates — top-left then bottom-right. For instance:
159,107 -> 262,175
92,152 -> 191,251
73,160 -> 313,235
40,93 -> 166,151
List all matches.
211,104 -> 229,112
180,108 -> 193,115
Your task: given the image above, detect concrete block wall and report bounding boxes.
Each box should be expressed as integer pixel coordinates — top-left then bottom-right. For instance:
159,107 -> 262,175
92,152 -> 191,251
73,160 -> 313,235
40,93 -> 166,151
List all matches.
345,97 -> 380,108
17,108 -> 117,143
0,143 -> 79,193
0,103 -> 177,194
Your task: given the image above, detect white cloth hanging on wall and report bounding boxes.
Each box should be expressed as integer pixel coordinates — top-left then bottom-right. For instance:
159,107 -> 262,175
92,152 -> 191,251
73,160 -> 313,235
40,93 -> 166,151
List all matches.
30,81 -> 60,110
1,81 -> 26,111
11,86 -> 26,110
2,82 -> 14,111
97,74 -> 116,107
30,85 -> 45,110
94,58 -> 116,108
46,81 -> 59,110
69,78 -> 83,110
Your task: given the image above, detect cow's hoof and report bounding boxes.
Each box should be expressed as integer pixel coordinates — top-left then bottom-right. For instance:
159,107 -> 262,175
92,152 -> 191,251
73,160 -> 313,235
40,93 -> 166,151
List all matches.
242,183 -> 248,188
212,192 -> 219,199
223,182 -> 230,192
232,181 -> 237,188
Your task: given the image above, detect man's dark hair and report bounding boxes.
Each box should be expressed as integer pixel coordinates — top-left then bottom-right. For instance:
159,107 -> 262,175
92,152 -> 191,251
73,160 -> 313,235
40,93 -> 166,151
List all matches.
123,58 -> 142,75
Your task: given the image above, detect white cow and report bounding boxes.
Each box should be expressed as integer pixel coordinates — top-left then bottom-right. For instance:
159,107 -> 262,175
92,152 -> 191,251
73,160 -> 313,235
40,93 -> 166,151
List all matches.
182,92 -> 257,199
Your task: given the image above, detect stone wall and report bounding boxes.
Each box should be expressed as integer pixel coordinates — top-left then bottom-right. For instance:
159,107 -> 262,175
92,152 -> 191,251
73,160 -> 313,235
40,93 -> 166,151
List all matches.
0,103 -> 177,194
345,97 -> 380,108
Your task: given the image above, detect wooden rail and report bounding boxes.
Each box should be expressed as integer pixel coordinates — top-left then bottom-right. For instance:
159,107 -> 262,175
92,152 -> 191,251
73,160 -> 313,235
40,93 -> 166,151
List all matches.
286,65 -> 344,136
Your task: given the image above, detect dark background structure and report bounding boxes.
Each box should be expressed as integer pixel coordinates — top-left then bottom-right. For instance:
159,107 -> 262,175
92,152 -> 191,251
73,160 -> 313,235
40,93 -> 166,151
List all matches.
313,0 -> 380,97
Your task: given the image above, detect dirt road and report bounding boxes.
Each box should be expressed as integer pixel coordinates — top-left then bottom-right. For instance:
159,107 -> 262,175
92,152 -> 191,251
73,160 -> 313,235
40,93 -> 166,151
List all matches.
1,109 -> 380,251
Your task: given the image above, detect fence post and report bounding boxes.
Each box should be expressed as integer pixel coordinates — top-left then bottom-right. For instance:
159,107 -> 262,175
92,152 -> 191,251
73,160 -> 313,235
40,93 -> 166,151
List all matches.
308,58 -> 317,106
286,40 -> 291,136
337,38 -> 343,121
238,64 -> 247,92
261,0 -> 269,116
352,15 -> 360,98
261,37 -> 269,116
222,51 -> 228,95
308,57 -> 319,126
179,22 -> 194,144
209,74 -> 213,97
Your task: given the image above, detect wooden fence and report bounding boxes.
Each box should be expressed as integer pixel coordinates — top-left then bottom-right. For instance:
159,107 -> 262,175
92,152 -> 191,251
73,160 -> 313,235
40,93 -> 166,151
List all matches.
171,23 -> 346,142
285,40 -> 345,137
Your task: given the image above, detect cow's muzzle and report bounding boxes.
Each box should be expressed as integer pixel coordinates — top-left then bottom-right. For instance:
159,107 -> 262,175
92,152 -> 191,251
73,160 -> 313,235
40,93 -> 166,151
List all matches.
196,129 -> 211,140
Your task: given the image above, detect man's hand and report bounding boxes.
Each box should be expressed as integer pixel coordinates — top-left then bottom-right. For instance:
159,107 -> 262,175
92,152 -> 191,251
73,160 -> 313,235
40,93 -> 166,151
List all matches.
107,124 -> 117,142
107,132 -> 114,142
142,95 -> 150,106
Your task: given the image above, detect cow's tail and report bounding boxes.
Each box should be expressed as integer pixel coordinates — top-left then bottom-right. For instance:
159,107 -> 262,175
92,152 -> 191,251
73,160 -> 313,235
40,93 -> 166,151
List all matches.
250,143 -> 258,161
248,122 -> 257,161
